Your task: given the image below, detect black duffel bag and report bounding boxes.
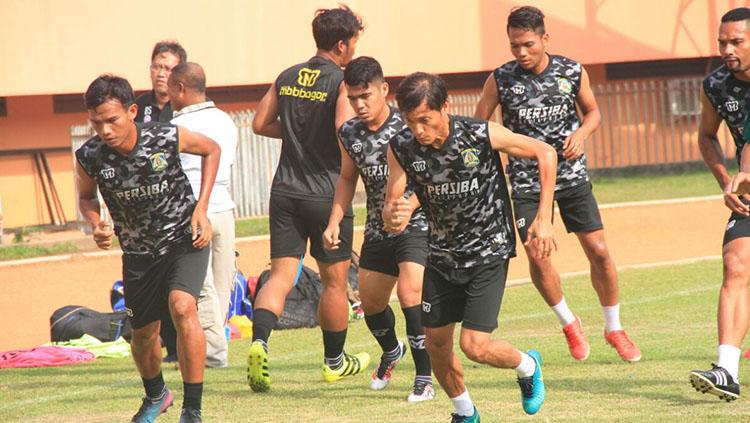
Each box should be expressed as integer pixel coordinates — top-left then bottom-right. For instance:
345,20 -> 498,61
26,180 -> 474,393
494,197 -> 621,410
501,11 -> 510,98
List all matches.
50,305 -> 132,342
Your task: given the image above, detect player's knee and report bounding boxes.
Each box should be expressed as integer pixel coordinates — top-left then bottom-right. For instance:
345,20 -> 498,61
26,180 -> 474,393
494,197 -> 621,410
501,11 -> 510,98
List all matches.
459,337 -> 488,363
587,242 -> 612,268
723,252 -> 750,285
131,326 -> 159,347
425,335 -> 451,356
170,297 -> 197,322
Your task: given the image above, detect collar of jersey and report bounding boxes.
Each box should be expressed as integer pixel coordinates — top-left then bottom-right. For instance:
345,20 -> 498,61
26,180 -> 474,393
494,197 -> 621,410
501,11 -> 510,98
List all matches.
174,101 -> 215,117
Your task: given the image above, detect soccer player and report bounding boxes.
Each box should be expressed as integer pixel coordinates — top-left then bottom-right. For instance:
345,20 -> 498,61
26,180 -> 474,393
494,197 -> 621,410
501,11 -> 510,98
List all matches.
474,5 -> 640,362
135,40 -> 186,124
248,5 -> 369,392
690,7 -> 750,402
322,56 -> 434,402
134,40 -> 188,364
168,62 -> 238,368
75,75 -> 220,422
385,72 -> 555,421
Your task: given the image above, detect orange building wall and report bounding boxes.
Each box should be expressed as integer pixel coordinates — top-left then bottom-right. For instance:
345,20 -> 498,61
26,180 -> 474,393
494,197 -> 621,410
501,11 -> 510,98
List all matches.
2,0 -> 748,96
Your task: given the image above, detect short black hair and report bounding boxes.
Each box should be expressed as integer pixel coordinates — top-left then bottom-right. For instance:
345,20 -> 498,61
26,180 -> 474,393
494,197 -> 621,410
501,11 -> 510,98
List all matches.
507,6 -> 546,35
722,8 -> 750,23
344,56 -> 384,88
396,72 -> 447,114
84,74 -> 134,110
151,40 -> 187,63
312,5 -> 364,51
171,62 -> 206,93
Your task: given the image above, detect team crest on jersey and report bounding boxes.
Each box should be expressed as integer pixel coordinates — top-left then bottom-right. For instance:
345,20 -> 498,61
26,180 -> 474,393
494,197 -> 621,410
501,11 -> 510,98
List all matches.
558,78 -> 573,94
297,68 -> 321,87
351,142 -> 363,153
100,168 -> 115,179
148,152 -> 168,172
510,84 -> 526,95
412,161 -> 427,172
461,148 -> 480,168
725,100 -> 740,112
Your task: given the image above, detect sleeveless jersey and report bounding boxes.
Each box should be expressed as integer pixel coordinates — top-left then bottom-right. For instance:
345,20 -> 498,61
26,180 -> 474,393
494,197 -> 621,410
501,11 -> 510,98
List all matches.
389,115 -> 516,269
75,123 -> 195,256
494,54 -> 588,195
272,55 -> 344,200
703,65 -> 750,162
338,107 -> 428,242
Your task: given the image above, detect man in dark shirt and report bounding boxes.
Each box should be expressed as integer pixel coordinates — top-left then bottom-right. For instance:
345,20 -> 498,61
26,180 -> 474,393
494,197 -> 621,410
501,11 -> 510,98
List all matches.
248,5 -> 368,392
474,6 -> 640,364
691,7 -> 750,403
384,72 -> 556,420
134,40 -> 188,364
135,40 -> 187,124
75,75 -> 219,422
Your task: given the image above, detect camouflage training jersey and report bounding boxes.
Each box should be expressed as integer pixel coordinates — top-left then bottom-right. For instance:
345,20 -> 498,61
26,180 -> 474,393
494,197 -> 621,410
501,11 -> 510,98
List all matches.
703,64 -> 750,163
389,115 -> 516,268
76,122 -> 195,256
494,54 -> 588,195
338,107 -> 428,242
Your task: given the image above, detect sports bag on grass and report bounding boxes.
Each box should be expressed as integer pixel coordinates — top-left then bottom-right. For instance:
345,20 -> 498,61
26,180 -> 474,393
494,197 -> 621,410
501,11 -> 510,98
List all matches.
50,305 -> 132,343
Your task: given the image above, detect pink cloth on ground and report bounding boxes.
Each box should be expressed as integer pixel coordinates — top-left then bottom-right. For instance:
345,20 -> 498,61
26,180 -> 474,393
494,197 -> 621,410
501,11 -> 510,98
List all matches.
0,346 -> 95,369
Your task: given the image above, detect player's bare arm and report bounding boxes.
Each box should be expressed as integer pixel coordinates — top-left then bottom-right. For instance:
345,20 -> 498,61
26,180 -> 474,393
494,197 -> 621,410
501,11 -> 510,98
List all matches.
323,141 -> 359,250
474,74 -> 502,121
383,146 -> 411,233
488,122 -> 558,257
563,67 -> 601,160
75,161 -> 113,250
178,126 -> 221,247
252,83 -> 283,138
699,90 -> 750,215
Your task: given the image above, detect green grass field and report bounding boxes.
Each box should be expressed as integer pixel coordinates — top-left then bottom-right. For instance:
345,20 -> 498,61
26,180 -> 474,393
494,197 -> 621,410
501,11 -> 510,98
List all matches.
4,258 -> 750,422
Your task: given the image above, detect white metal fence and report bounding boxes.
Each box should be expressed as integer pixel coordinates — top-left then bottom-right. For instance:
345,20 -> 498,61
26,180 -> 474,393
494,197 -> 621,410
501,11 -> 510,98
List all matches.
71,79 -> 736,219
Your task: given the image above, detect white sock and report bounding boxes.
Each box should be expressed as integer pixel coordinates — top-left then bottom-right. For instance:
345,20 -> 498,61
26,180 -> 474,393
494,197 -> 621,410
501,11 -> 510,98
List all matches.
717,344 -> 741,382
602,304 -> 623,333
514,350 -> 536,378
551,297 -> 576,326
450,389 -> 475,417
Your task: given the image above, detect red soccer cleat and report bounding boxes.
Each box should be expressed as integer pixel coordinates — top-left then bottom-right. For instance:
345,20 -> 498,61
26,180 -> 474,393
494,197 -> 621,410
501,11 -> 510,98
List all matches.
562,317 -> 590,361
605,329 -> 641,362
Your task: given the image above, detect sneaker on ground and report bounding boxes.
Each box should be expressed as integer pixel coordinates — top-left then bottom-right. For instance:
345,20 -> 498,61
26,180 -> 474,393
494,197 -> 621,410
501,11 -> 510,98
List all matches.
562,316 -> 590,361
178,407 -> 202,423
518,349 -> 545,415
130,388 -> 174,423
247,340 -> 270,392
407,379 -> 435,402
690,364 -> 740,402
371,340 -> 405,390
604,329 -> 641,362
450,406 -> 480,423
322,351 -> 371,382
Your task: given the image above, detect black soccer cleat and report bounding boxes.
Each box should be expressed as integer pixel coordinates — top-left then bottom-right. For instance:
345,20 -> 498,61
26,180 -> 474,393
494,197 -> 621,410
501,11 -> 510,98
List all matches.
690,364 -> 740,402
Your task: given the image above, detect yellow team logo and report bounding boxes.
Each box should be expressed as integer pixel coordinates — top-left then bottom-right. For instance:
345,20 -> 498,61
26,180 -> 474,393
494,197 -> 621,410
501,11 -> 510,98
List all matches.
149,152 -> 168,172
558,78 -> 573,94
461,148 -> 480,168
297,68 -> 321,87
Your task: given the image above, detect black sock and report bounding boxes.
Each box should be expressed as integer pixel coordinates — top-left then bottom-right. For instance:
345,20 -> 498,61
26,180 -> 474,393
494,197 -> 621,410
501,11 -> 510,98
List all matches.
322,328 -> 347,365
365,305 -> 399,354
403,305 -> 431,377
142,372 -> 166,399
183,382 -> 203,410
252,308 -> 278,344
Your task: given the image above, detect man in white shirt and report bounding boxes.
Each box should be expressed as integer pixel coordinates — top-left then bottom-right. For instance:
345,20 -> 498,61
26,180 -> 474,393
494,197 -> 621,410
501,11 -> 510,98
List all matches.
168,62 -> 238,367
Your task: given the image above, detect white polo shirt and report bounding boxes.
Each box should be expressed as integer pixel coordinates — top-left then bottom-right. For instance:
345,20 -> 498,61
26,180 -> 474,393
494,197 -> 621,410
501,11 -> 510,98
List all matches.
172,101 -> 238,214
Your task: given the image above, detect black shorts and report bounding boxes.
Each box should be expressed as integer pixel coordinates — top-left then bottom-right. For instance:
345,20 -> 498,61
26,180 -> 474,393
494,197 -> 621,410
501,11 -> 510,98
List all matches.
723,202 -> 750,245
122,240 -> 209,329
359,230 -> 429,277
513,182 -> 603,242
421,257 -> 509,333
269,193 -> 353,263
